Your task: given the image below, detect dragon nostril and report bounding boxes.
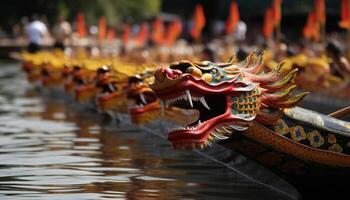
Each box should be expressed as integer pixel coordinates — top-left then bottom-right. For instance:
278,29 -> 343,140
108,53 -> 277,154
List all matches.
172,69 -> 183,76
163,68 -> 174,78
155,67 -> 182,82
154,67 -> 167,82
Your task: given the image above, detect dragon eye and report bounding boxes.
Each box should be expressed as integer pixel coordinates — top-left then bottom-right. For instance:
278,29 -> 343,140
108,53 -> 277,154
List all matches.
211,67 -> 223,81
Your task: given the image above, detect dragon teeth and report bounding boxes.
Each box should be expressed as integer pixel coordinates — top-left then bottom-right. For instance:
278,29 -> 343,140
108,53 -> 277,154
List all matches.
140,93 -> 147,104
186,90 -> 193,108
199,97 -> 210,110
163,90 -> 211,111
211,132 -> 229,140
108,83 -> 115,92
206,141 -> 213,147
221,126 -> 232,134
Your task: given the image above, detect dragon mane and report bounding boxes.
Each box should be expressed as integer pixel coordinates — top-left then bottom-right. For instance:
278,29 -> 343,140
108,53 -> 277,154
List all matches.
223,52 -> 308,126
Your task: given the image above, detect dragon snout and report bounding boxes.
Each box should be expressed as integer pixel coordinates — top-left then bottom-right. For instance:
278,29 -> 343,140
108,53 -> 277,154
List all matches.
154,67 -> 172,82
154,67 -> 183,82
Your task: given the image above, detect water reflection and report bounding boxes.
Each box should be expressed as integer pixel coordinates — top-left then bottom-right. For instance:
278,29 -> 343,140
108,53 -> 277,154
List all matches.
0,62 -> 296,200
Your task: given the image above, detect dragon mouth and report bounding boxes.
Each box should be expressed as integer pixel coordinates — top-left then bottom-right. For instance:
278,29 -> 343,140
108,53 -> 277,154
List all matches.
150,65 -> 246,149
129,88 -> 159,114
40,66 -> 64,87
163,91 -> 232,148
73,70 -> 103,102
95,83 -> 128,112
75,83 -> 99,102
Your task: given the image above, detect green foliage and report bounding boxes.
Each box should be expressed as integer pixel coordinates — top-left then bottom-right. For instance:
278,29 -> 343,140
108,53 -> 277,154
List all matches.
0,0 -> 161,30
59,0 -> 162,25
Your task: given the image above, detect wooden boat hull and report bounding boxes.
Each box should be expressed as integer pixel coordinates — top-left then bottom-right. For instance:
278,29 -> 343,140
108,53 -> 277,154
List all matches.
219,106 -> 350,198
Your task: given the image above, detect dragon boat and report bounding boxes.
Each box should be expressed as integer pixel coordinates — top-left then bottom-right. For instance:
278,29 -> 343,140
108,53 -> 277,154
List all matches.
15,50 -> 350,198
150,53 -> 350,197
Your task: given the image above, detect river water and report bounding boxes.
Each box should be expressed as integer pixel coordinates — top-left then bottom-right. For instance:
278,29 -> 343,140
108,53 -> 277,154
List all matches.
0,62 -> 298,200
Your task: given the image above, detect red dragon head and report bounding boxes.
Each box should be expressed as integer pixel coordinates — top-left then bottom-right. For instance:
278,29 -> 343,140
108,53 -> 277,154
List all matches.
41,63 -> 67,88
127,71 -> 162,124
73,66 -> 111,102
95,67 -> 129,113
150,53 -> 308,149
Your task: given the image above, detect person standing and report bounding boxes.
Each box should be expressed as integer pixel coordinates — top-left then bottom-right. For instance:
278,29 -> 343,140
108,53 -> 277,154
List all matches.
52,15 -> 72,50
26,15 -> 49,53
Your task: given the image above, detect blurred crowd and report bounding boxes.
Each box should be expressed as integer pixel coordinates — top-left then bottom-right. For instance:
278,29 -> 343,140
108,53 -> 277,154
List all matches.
1,0 -> 350,84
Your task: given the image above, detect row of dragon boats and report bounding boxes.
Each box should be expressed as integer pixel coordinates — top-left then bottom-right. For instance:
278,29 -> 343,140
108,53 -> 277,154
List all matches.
13,49 -> 350,199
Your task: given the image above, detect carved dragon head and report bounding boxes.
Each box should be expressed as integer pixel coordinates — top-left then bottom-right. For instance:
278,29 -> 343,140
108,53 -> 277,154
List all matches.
150,52 -> 308,149
41,62 -> 67,88
128,71 -> 162,124
96,63 -> 157,115
96,66 -> 129,113
128,70 -> 199,125
74,66 -> 109,102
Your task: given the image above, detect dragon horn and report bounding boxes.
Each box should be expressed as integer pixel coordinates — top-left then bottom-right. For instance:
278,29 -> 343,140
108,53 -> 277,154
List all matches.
261,68 -> 298,91
239,52 -> 255,68
245,60 -> 286,85
246,52 -> 257,67
244,52 -> 265,74
217,55 -> 237,68
261,85 -> 297,103
226,55 -> 236,65
273,61 -> 285,74
270,92 -> 309,108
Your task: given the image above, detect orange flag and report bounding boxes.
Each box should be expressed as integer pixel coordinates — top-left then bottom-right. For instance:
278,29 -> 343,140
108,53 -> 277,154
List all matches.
263,7 -> 274,39
303,12 -> 314,39
76,12 -> 87,38
272,0 -> 282,27
98,16 -> 107,41
303,11 -> 320,41
314,0 -> 325,24
190,4 -> 206,40
163,19 -> 183,46
107,28 -> 116,42
122,25 -> 131,44
170,19 -> 183,42
134,22 -> 149,45
340,0 -> 350,29
225,1 -> 240,34
152,17 -> 164,44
